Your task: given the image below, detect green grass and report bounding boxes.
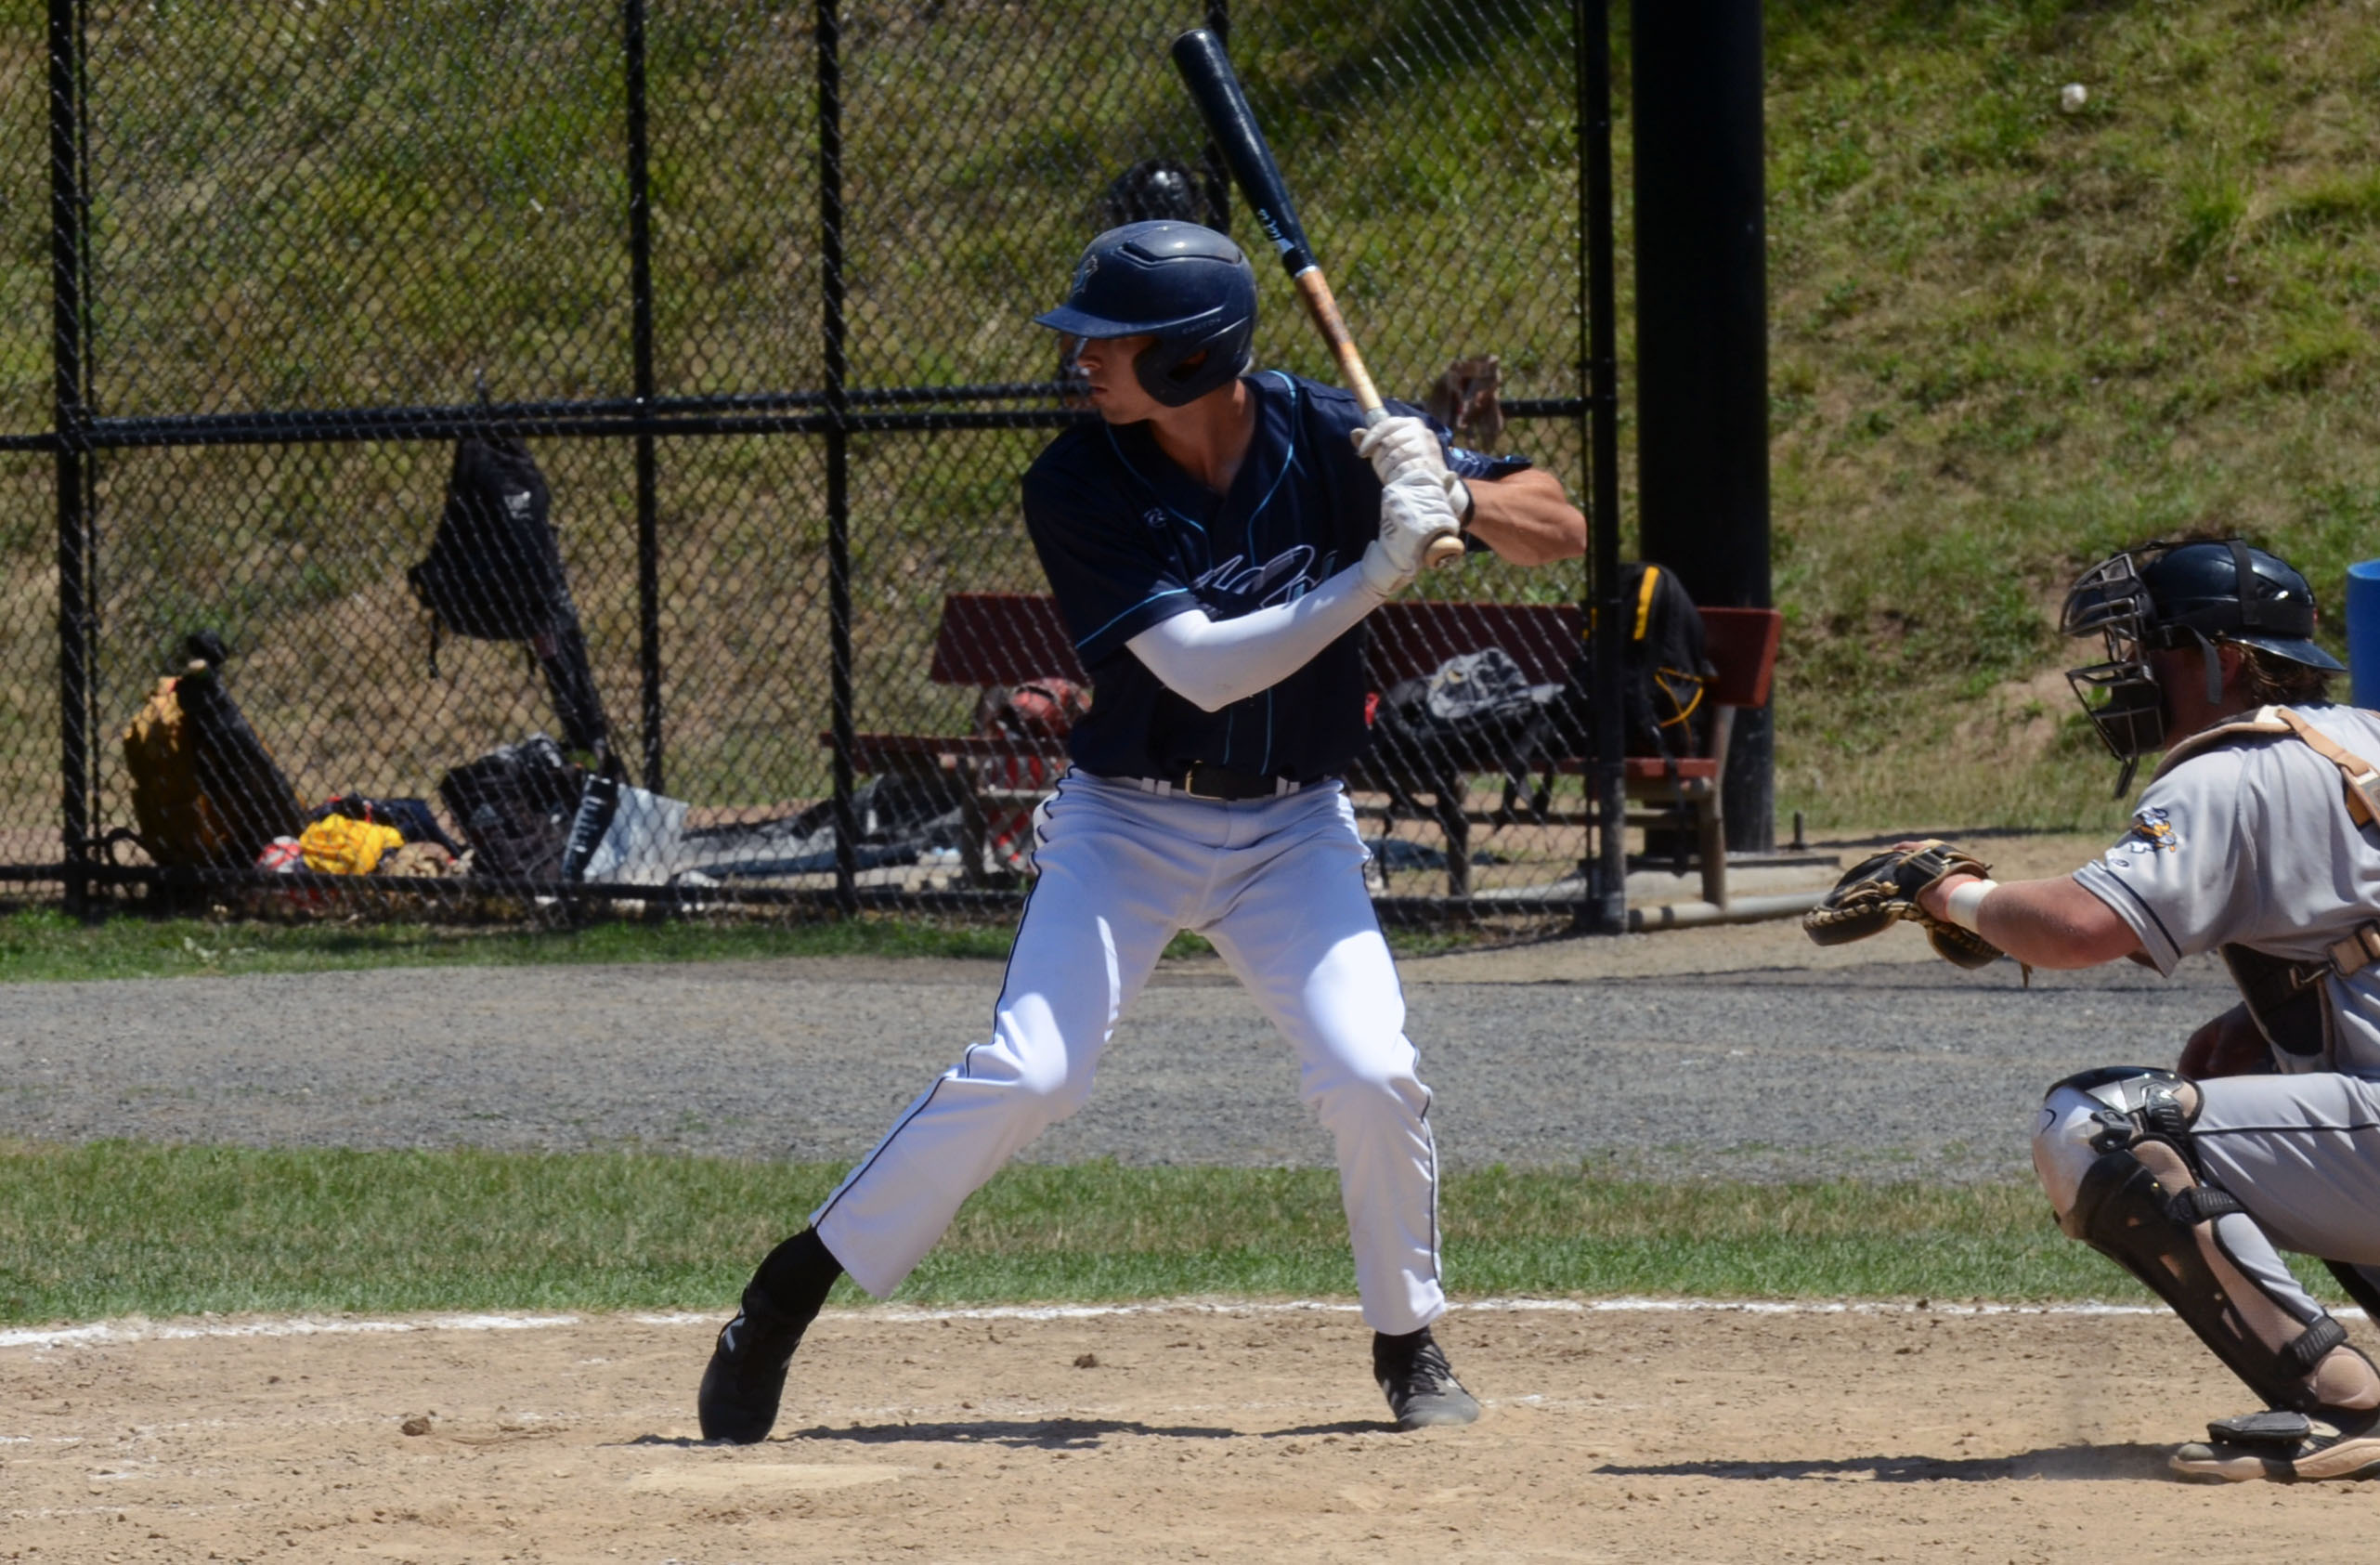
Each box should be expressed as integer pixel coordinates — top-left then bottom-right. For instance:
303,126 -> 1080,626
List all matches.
0,904 -> 1014,983
0,1141 -> 2209,1327
1761,0 -> 2380,829
0,906 -> 1494,984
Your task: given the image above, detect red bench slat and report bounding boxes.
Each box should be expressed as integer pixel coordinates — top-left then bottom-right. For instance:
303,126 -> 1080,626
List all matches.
929,593 -> 1086,686
1699,606 -> 1780,709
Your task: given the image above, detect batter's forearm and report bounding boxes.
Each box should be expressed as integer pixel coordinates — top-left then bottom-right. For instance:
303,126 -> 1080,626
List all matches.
1462,469 -> 1584,567
1125,566 -> 1384,712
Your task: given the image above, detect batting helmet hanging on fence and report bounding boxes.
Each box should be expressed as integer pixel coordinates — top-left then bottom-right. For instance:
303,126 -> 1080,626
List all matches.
1033,219 -> 1256,407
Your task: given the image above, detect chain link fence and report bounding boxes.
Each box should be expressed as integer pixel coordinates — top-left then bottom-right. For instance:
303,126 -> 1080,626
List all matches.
2,0 -> 1617,930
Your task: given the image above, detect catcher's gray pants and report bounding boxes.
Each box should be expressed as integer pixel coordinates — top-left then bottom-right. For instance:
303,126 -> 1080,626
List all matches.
810,773 -> 1448,1336
2193,1072 -> 2380,1281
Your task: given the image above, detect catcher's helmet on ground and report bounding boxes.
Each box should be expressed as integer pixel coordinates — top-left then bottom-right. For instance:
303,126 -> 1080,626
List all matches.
2061,537 -> 2346,785
1034,220 -> 1256,407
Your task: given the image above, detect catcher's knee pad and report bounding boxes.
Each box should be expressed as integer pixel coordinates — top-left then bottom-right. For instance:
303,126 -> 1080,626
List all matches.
2034,1066 -> 2194,1220
2039,1068 -> 2376,1415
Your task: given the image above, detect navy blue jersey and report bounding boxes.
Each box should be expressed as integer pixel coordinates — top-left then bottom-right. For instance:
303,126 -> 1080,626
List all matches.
1021,371 -> 1528,782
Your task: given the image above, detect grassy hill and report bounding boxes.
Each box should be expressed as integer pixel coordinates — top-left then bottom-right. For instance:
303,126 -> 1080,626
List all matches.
2,0 -> 2375,859
1762,0 -> 2378,828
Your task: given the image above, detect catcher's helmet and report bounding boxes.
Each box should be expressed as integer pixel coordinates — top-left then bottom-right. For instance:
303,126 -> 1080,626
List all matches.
1100,158 -> 1202,228
2061,538 -> 2345,789
1034,220 -> 1256,407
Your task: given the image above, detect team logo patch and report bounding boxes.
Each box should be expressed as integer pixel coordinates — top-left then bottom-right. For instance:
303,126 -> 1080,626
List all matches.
1142,507 -> 1167,531
2115,806 -> 2179,857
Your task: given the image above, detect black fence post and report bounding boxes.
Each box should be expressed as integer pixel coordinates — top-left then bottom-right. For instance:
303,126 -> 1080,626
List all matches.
1631,0 -> 1773,854
1578,0 -> 1625,934
625,0 -> 664,794
818,0 -> 858,917
48,0 -> 92,918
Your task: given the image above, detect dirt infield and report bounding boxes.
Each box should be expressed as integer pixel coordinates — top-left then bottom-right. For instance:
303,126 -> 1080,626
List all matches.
8,1299 -> 2373,1564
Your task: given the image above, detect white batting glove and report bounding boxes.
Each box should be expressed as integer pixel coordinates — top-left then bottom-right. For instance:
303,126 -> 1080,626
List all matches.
1360,466 -> 1463,596
1352,415 -> 1448,489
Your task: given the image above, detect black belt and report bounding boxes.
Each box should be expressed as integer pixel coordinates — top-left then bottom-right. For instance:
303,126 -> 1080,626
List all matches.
1143,763 -> 1305,802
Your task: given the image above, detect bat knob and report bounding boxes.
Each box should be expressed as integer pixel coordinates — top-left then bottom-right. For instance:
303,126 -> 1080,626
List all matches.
1424,532 -> 1466,572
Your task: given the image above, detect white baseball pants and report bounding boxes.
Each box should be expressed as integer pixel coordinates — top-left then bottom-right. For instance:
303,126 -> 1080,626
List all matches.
812,770 -> 1447,1335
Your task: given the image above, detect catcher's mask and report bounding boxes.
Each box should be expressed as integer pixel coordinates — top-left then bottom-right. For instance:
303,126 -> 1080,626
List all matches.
2061,538 -> 2345,793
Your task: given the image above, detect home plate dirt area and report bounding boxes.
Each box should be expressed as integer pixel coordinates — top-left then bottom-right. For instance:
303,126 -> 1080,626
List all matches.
7,1299 -> 2375,1564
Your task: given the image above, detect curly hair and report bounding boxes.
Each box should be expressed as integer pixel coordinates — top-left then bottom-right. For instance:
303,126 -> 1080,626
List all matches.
2230,641 -> 2333,706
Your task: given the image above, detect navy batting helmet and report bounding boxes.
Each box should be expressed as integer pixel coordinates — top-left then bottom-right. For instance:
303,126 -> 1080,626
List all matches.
1034,220 -> 1256,407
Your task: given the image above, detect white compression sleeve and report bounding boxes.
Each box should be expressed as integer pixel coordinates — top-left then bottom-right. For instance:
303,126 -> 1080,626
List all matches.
1125,566 -> 1385,713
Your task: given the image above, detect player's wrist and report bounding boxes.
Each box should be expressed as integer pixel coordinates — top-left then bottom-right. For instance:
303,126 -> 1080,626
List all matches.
1941,876 -> 1997,932
1359,540 -> 1413,597
1446,476 -> 1475,528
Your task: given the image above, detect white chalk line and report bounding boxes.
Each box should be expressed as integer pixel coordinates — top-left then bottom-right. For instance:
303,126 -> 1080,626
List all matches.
11,1293 -> 2340,1352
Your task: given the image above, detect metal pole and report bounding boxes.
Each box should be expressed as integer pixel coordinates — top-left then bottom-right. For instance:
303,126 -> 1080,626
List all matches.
1631,0 -> 1773,853
1580,0 -> 1625,934
48,0 -> 91,917
625,0 -> 664,793
818,0 -> 858,916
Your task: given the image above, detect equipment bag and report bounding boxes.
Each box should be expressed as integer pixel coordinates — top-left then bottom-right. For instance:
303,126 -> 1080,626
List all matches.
297,815 -> 407,876
1555,561 -> 1717,762
409,434 -> 568,644
1363,646 -> 1553,815
1554,563 -> 1720,872
409,434 -> 612,758
436,734 -> 587,881
121,632 -> 305,868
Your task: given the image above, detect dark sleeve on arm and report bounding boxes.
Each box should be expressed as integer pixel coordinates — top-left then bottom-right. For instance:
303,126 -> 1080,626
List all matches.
1021,456 -> 1199,667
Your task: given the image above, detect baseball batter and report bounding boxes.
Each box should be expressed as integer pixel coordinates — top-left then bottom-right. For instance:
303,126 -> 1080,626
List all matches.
1811,538 -> 2380,1482
696,219 -> 1586,1442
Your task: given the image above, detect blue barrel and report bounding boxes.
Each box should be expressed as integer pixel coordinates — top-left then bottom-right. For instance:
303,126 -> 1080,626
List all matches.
2348,561 -> 2380,709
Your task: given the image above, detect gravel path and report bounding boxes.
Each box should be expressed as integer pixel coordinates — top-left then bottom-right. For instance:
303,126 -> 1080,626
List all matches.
0,947 -> 2232,1182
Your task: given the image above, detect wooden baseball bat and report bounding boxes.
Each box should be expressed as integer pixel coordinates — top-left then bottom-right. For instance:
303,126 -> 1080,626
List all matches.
1169,28 -> 1465,571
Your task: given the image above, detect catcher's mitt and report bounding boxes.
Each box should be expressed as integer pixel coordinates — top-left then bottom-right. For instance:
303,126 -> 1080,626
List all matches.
1801,839 -> 2004,970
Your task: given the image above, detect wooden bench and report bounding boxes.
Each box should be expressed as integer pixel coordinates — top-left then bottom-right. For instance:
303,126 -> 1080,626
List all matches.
845,593 -> 1086,885
1350,598 -> 1783,904
845,592 -> 1782,902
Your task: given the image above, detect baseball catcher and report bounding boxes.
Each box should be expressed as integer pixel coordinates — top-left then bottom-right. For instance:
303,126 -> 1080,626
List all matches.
1827,537 -> 2380,1483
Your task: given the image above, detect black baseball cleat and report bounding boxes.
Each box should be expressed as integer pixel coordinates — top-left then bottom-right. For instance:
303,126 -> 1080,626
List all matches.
696,1228 -> 844,1443
696,1291 -> 810,1443
1373,1326 -> 1480,1430
2169,1406 -> 2380,1482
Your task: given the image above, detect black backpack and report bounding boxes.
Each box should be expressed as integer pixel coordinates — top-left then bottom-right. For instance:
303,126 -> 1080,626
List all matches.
436,734 -> 587,881
409,434 -> 612,760
1363,646 -> 1554,818
1555,561 -> 1716,762
410,434 -> 568,644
